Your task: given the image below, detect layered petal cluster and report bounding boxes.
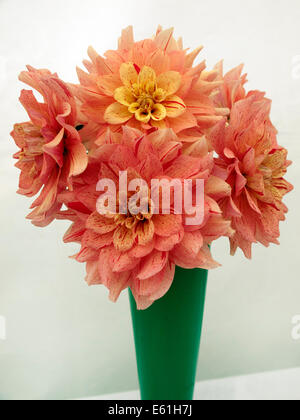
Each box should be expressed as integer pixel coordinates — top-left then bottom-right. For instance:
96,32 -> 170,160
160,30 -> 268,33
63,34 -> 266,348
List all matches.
210,91 -> 293,258
58,128 -> 232,309
11,67 -> 88,226
212,61 -> 247,112
75,26 -> 224,146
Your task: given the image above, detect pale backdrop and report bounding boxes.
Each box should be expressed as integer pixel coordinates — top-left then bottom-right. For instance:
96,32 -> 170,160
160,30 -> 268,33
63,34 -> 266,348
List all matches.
0,0 -> 299,400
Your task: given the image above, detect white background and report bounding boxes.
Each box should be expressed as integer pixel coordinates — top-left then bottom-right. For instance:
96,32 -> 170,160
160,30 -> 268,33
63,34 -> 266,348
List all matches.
0,0 -> 299,400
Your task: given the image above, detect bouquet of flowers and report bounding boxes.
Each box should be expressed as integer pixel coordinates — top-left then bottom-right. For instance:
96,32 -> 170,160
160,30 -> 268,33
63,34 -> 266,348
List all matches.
11,26 -> 293,400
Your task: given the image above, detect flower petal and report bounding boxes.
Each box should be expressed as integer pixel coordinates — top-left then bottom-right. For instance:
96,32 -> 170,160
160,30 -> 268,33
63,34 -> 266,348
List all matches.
97,74 -> 122,96
146,129 -> 181,164
82,229 -> 113,249
154,28 -> 176,52
119,26 -> 134,51
119,62 -> 138,89
150,103 -> 167,121
86,212 -> 116,234
113,225 -> 136,251
128,240 -> 155,258
157,71 -> 182,96
114,86 -> 136,106
167,110 -> 197,133
163,95 -> 186,118
136,220 -> 155,246
85,260 -> 100,286
137,250 -> 168,280
131,261 -> 175,310
205,175 -> 231,200
111,250 -> 139,273
98,247 -> 131,302
151,119 -> 168,129
66,142 -> 88,178
155,228 -> 184,251
135,108 -> 151,123
139,261 -> 174,299
43,128 -> 64,167
138,66 -> 157,88
104,102 -> 132,124
153,214 -> 182,237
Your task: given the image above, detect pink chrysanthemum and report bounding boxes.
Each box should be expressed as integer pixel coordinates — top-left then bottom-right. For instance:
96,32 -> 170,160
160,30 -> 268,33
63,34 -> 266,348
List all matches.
58,127 -> 232,309
74,26 -> 225,148
210,91 -> 293,258
11,67 -> 88,226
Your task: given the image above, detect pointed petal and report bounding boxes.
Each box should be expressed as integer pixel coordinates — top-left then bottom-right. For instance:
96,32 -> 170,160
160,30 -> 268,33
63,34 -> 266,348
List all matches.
119,62 -> 138,89
119,26 -> 134,50
185,46 -> 203,68
98,247 -> 131,301
138,66 -> 157,88
155,28 -> 175,52
205,175 -> 231,200
66,142 -> 88,177
43,128 -> 64,167
85,260 -> 101,286
137,250 -> 168,280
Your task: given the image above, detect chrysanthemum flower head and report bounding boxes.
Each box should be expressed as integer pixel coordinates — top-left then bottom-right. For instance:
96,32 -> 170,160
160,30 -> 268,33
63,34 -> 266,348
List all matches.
75,26 -> 224,147
210,91 -> 293,258
11,66 -> 88,226
58,127 -> 232,309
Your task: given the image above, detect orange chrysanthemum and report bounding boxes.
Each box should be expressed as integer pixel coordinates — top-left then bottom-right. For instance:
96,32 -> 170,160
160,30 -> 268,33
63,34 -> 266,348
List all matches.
74,26 -> 225,147
11,67 -> 88,226
210,91 -> 293,258
58,127 -> 232,309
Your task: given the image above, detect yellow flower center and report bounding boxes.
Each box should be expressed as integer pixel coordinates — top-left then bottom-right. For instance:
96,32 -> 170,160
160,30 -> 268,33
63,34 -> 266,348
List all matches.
111,191 -> 155,252
109,63 -> 186,125
261,150 -> 289,201
14,123 -> 45,161
114,211 -> 152,230
121,79 -> 167,123
247,149 -> 290,204
114,189 -> 153,230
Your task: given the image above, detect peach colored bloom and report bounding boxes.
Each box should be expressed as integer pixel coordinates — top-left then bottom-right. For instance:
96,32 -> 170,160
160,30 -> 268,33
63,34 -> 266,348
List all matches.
210,92 -> 293,258
74,26 -> 224,147
58,127 -> 232,309
11,66 -> 88,226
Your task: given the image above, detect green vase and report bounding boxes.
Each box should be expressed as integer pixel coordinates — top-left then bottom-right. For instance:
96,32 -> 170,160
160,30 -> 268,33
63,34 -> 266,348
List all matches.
129,266 -> 208,400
